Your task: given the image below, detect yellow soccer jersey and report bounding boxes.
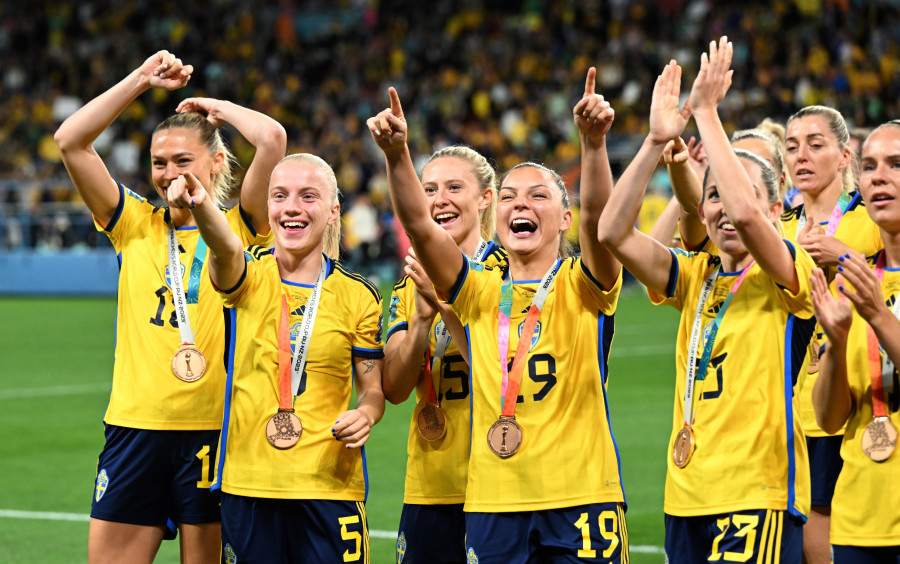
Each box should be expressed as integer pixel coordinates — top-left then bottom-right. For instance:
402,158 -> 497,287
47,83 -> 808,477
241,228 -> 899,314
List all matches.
648,244 -> 815,518
98,183 -> 270,430
448,255 -> 624,513
830,257 -> 900,546
386,242 -> 507,505
781,193 -> 884,437
214,250 -> 384,500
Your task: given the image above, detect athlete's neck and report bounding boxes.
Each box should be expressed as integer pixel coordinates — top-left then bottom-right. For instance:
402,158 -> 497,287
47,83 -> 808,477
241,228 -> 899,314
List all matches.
801,182 -> 845,224
720,250 -> 753,274
882,231 -> 900,269
457,230 -> 484,259
507,251 -> 558,281
276,246 -> 325,285
170,206 -> 196,229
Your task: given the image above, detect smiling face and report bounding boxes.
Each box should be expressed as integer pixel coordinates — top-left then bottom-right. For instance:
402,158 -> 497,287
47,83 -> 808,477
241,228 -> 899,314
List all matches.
267,159 -> 340,257
422,156 -> 492,250
497,165 -> 571,263
150,127 -> 221,203
859,126 -> 900,233
785,115 -> 850,196
700,157 -> 781,259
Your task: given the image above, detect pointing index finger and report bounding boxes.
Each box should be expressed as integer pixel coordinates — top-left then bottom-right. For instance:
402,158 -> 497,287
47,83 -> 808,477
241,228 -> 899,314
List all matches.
388,87 -> 404,118
584,67 -> 596,97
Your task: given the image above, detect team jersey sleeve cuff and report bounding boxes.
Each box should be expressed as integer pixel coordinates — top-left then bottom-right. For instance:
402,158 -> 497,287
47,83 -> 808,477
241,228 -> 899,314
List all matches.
97,181 -> 126,233
214,258 -> 248,295
384,322 -> 408,344
237,204 -> 258,238
445,252 -> 469,305
352,346 -> 385,359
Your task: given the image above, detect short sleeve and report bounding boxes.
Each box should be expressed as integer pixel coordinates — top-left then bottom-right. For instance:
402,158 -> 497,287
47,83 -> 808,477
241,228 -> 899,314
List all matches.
352,284 -> 385,359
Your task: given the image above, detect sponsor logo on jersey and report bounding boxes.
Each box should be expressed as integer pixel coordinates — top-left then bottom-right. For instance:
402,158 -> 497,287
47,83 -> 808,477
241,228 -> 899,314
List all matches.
95,469 -> 109,502
517,320 -> 542,351
224,543 -> 237,564
396,531 -> 407,563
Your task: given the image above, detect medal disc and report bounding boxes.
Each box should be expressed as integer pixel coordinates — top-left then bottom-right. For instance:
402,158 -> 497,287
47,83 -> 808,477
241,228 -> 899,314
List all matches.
806,338 -> 820,374
266,410 -> 303,449
416,400 -> 447,442
862,417 -> 897,462
172,345 -> 206,383
672,426 -> 695,468
487,416 -> 522,458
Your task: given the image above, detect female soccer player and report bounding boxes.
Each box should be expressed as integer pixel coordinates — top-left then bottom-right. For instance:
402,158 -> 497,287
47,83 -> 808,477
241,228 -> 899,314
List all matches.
598,40 -> 814,563
783,104 -> 883,564
811,120 -> 900,563
54,51 -> 285,563
382,145 -> 506,563
166,153 -> 385,563
369,67 -> 628,563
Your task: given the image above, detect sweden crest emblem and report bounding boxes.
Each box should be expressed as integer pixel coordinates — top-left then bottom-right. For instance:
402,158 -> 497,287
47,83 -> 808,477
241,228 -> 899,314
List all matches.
467,547 -> 479,564
95,469 -> 109,502
397,531 -> 407,563
224,543 -> 237,564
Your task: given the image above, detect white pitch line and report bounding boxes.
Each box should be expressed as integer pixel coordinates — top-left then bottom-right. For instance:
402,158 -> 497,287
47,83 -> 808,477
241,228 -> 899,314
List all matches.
0,382 -> 109,400
0,509 -> 665,554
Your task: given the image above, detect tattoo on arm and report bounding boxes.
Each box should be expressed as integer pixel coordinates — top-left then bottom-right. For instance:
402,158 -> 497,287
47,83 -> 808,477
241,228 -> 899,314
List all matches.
362,359 -> 376,374
356,391 -> 369,408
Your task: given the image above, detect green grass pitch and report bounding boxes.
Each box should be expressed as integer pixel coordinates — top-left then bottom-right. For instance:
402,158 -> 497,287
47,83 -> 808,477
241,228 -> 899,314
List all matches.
0,285 -> 677,563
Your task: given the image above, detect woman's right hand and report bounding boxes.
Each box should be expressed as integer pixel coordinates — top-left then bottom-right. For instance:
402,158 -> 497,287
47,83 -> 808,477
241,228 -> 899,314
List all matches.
648,60 -> 692,145
367,87 -> 408,158
140,50 -> 193,91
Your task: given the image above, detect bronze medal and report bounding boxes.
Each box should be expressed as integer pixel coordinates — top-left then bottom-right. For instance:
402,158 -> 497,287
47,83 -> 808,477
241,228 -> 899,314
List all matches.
172,345 -> 206,383
862,417 -> 897,462
672,426 -> 695,468
266,410 -> 303,449
806,337 -> 820,374
416,400 -> 447,442
487,416 -> 522,458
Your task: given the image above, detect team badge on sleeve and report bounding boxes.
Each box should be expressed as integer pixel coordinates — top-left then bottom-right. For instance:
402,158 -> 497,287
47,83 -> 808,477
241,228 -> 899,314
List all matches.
94,469 -> 109,502
396,531 -> 407,563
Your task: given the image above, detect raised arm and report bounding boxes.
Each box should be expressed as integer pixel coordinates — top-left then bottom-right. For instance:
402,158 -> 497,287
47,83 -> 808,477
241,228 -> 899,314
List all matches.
55,51 -> 193,227
690,38 -> 798,289
167,172 -> 245,291
810,269 -> 853,433
175,97 -> 286,234
574,67 -> 621,290
598,60 -> 692,294
367,88 -> 463,296
663,137 -> 707,249
334,356 -> 386,448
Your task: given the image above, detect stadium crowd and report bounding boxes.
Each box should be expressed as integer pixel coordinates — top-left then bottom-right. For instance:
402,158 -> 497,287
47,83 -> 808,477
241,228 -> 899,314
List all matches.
3,0 -> 900,277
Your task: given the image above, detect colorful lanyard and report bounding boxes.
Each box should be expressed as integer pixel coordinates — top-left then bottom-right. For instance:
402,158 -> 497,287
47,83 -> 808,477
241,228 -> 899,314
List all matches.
166,226 -> 208,346
796,191 -> 852,238
275,258 -> 327,410
498,260 -> 559,415
683,261 -> 755,426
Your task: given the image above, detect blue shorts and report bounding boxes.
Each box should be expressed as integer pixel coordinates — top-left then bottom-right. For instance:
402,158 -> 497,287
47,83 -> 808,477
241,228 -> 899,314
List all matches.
221,493 -> 368,564
807,434 -> 843,506
664,509 -> 802,563
397,503 -> 465,563
832,544 -> 900,563
465,503 -> 628,564
90,425 -> 220,526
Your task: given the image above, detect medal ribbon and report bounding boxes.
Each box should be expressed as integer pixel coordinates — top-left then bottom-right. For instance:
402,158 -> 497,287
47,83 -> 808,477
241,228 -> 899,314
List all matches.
796,191 -> 853,239
166,226 -> 206,346
276,258 -> 328,409
866,324 -> 889,419
424,239 -> 490,406
498,260 -> 559,415
683,261 -> 755,426
873,251 -> 900,394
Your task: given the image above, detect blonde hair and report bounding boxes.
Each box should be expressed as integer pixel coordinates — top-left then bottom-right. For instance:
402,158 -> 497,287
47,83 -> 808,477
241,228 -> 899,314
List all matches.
425,146 -> 498,241
153,112 -> 236,207
502,162 -> 573,258
787,105 -> 855,193
275,153 -> 342,259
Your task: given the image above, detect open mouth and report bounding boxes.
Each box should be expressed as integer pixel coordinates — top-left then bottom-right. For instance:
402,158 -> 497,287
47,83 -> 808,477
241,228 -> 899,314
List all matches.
510,218 -> 537,234
434,212 -> 458,226
281,220 -> 308,231
719,221 -> 736,233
